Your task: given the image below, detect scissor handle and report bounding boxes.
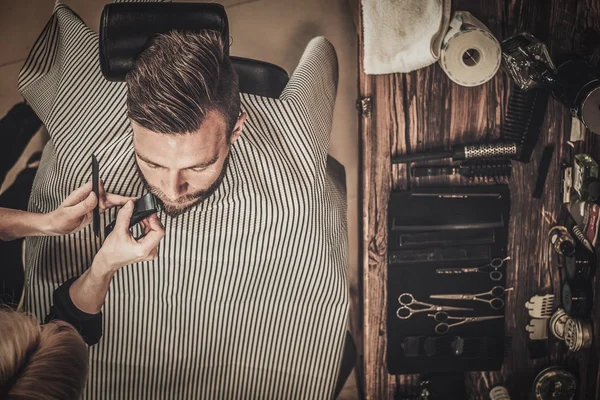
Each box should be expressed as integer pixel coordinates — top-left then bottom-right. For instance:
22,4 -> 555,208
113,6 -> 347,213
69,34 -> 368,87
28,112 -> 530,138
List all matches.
490,270 -> 503,281
489,257 -> 510,268
435,323 -> 450,335
489,298 -> 505,310
396,307 -> 413,319
398,293 -> 415,305
490,286 -> 506,297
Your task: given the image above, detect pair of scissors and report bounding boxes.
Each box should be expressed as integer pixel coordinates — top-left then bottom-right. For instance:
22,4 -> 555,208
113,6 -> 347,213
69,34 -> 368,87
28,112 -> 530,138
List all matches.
396,293 -> 472,320
435,257 -> 511,281
427,312 -> 505,334
429,286 -> 513,310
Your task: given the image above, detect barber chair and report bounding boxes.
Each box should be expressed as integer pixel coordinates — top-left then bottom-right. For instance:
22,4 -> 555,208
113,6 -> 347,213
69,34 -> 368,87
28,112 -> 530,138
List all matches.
98,2 -> 356,398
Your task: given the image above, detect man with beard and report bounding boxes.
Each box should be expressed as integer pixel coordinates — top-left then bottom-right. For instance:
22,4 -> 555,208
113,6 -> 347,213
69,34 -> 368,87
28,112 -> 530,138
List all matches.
20,1 -> 348,399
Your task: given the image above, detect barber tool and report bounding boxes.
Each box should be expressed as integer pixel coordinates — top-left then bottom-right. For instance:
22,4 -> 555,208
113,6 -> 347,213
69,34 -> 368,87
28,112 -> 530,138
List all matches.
396,293 -> 472,320
502,32 -> 556,91
564,317 -> 593,351
392,141 -> 519,164
533,145 -> 554,198
573,154 -> 599,200
435,256 -> 509,281
92,155 -> 101,237
526,319 -> 548,340
532,366 -> 577,400
426,311 -> 504,335
411,160 -> 512,181
430,286 -> 512,310
503,31 -> 600,134
552,59 -> 600,134
565,246 -> 595,280
439,12 -> 501,87
500,86 -> 549,163
562,166 -> 573,203
548,226 -> 576,257
570,225 -> 594,253
549,308 -> 569,340
104,192 -> 160,237
561,279 -> 592,317
389,245 -> 490,264
393,229 -> 495,249
437,336 -> 510,358
525,294 -> 555,319
489,386 -> 511,400
401,336 -> 424,357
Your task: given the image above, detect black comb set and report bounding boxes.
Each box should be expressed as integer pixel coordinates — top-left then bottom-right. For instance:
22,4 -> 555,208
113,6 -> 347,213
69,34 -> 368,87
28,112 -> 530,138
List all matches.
411,160 -> 512,183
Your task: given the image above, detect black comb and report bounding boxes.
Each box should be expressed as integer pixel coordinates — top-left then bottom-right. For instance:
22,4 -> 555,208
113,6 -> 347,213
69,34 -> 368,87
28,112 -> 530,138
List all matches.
412,160 -> 512,182
501,85 -> 549,162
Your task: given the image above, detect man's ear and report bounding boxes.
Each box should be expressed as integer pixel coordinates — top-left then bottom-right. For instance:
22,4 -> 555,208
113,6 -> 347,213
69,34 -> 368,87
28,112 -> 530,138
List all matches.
230,112 -> 247,144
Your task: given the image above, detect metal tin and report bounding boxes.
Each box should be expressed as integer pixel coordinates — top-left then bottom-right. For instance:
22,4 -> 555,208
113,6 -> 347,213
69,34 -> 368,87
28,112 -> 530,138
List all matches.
562,279 -> 592,317
549,308 -> 569,340
533,366 -> 577,400
565,247 -> 595,280
552,59 -> 600,134
564,317 -> 593,351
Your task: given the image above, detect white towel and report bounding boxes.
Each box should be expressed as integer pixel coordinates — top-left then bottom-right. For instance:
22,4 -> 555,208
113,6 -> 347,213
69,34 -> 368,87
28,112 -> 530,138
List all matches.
362,0 -> 451,74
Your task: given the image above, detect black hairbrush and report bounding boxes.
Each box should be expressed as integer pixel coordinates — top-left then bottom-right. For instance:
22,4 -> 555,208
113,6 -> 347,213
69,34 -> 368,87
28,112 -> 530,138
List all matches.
411,160 -> 512,182
500,85 -> 549,162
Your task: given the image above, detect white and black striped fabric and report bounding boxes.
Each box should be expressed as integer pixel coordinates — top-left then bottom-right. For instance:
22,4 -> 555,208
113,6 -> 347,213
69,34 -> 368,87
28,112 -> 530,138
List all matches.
19,2 -> 348,399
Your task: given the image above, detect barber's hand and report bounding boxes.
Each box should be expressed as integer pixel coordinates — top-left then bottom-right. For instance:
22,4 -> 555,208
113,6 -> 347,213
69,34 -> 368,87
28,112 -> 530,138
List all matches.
44,181 -> 134,236
93,200 -> 165,274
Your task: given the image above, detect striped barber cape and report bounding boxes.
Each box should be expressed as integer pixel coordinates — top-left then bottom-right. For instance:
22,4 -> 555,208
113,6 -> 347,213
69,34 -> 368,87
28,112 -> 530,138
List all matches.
19,2 -> 348,399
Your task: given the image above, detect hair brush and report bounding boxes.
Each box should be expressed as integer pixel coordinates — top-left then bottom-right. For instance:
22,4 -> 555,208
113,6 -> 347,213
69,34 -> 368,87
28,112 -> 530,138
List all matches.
411,160 -> 512,181
500,85 -> 549,162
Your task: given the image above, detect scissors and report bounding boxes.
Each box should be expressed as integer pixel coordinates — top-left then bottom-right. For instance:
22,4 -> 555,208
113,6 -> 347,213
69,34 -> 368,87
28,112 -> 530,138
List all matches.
396,293 -> 472,320
435,257 -> 510,281
427,312 -> 505,334
429,286 -> 513,310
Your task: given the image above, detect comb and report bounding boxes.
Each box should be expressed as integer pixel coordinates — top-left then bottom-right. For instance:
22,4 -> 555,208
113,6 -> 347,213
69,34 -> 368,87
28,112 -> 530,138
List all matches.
526,319 -> 549,340
500,85 -> 549,162
526,294 -> 555,318
412,160 -> 512,182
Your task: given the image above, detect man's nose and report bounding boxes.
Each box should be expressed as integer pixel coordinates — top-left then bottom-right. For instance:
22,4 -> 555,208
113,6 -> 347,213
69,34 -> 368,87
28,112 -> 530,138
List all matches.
162,171 -> 187,201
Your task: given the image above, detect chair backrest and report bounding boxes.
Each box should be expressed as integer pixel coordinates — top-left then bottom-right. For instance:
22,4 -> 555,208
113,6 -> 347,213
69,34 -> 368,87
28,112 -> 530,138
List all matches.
99,2 -> 288,98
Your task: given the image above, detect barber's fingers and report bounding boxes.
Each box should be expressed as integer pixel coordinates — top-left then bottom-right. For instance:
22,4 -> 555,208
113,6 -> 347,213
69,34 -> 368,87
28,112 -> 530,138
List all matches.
61,182 -> 93,207
138,214 -> 165,251
66,191 -> 97,219
114,200 -> 135,233
102,193 -> 137,212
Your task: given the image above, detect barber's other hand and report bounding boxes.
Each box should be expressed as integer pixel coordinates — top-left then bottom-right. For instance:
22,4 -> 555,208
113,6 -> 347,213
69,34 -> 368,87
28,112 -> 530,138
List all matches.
93,200 -> 165,275
44,181 -> 134,236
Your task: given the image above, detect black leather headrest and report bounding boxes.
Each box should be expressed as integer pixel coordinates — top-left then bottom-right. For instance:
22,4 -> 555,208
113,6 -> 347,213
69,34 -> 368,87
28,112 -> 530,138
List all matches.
99,2 -> 229,82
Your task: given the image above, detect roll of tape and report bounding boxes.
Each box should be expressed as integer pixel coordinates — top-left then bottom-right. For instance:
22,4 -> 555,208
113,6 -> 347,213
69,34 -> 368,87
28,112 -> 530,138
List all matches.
439,11 -> 501,87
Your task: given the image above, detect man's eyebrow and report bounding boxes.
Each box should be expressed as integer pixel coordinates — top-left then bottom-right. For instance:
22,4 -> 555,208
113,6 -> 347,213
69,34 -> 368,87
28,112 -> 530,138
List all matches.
188,152 -> 220,169
136,151 -> 219,169
136,152 -> 164,168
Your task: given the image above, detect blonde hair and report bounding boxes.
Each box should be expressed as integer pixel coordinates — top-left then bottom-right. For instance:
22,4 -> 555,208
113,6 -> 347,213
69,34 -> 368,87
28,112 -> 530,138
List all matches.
0,310 -> 89,399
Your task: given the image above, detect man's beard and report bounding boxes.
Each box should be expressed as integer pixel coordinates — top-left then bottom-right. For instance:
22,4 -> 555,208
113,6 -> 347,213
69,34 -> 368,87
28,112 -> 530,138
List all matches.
135,155 -> 229,218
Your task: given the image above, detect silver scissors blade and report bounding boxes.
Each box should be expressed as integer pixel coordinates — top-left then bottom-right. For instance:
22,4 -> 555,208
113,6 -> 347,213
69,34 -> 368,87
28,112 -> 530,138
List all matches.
469,315 -> 504,322
429,293 -> 472,300
432,304 -> 473,312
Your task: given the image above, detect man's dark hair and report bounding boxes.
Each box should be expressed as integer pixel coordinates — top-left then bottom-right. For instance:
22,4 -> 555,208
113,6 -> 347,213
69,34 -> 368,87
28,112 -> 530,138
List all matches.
126,30 -> 240,139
